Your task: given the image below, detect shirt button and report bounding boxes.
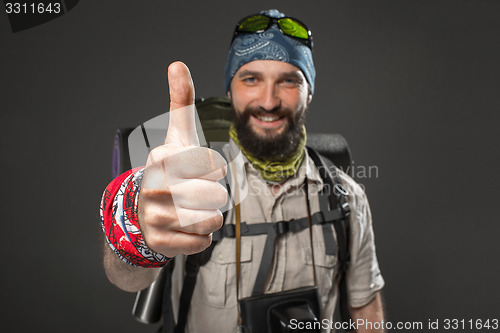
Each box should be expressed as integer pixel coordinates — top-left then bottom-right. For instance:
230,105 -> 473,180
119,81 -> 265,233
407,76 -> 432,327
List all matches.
218,253 -> 223,260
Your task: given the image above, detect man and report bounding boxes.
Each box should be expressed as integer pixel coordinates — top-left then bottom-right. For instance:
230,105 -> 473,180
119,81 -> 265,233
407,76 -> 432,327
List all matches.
101,9 -> 385,332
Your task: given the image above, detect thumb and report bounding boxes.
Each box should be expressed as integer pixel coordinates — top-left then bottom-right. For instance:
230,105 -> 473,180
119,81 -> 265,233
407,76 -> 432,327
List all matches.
165,61 -> 199,146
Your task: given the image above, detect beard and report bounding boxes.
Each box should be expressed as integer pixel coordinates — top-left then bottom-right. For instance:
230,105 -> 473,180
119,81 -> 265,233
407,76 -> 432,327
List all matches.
232,104 -> 307,159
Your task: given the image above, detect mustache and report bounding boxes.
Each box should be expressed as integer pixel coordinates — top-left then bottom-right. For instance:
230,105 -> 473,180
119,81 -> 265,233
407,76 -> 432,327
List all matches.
231,103 -> 308,158
239,106 -> 295,119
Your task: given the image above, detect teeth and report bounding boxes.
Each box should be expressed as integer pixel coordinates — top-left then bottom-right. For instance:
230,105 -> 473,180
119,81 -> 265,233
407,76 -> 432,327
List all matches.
257,116 -> 279,122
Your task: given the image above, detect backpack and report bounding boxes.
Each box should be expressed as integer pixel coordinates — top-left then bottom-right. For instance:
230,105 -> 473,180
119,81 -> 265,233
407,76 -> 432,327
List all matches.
111,97 -> 354,332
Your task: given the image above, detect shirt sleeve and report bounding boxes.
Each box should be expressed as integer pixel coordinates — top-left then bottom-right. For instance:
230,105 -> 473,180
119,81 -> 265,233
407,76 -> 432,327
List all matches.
341,174 -> 385,308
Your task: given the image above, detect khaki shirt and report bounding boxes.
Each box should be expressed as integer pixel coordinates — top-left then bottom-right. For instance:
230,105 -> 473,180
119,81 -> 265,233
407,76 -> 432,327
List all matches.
171,141 -> 385,332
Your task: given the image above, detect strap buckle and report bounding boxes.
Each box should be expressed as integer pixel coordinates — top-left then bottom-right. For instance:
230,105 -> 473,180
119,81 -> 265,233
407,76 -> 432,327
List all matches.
334,183 -> 349,196
276,221 -> 289,235
341,201 -> 351,217
224,225 -> 236,238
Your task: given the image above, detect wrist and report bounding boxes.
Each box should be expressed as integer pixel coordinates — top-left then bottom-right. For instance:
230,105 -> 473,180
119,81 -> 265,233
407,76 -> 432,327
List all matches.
100,167 -> 171,268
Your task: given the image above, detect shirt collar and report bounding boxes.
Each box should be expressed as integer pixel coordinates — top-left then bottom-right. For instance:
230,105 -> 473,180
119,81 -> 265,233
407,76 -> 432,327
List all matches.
227,138 -> 323,188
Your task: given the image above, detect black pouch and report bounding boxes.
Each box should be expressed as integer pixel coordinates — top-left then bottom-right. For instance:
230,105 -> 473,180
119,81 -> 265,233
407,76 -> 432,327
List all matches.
239,286 -> 321,333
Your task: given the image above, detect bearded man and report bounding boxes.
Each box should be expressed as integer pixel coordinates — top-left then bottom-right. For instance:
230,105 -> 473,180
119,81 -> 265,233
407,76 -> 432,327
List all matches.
101,9 -> 385,333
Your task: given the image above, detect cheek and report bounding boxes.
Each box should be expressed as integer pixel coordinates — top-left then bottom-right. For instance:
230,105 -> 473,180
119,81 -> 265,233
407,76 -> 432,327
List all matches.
231,88 -> 258,111
231,96 -> 245,115
283,90 -> 308,111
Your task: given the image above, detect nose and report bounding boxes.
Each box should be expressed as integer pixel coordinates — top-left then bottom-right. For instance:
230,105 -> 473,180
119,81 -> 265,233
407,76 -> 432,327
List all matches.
257,82 -> 281,111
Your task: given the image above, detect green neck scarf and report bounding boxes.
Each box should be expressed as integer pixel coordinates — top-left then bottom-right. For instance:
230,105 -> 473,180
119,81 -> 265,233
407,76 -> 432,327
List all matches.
229,125 -> 307,184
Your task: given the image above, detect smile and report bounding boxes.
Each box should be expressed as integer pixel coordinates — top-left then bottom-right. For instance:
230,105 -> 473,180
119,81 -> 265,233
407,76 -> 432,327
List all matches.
251,114 -> 286,130
256,115 -> 282,122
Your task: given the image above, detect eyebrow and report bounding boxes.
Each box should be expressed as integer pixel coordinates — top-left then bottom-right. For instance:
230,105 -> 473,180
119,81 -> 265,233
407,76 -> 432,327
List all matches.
280,72 -> 304,82
236,70 -> 262,78
236,70 -> 304,81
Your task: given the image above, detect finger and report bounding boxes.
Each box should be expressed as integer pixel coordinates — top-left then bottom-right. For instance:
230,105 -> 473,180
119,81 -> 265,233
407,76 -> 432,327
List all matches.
168,232 -> 212,256
145,229 -> 213,257
169,179 -> 227,210
142,178 -> 227,211
174,208 -> 223,234
165,61 -> 199,146
166,147 -> 227,181
143,146 -> 227,188
143,196 -> 223,234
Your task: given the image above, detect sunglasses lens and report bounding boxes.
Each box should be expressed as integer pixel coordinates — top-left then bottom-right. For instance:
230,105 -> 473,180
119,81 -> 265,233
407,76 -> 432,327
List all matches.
278,18 -> 309,40
238,15 -> 270,33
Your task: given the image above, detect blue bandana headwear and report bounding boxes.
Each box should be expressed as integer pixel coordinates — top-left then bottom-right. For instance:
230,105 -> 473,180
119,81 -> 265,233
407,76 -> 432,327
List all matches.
224,9 -> 316,95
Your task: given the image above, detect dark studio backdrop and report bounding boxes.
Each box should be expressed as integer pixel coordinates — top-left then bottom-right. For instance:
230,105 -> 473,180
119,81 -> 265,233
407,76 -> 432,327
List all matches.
1,0 -> 499,332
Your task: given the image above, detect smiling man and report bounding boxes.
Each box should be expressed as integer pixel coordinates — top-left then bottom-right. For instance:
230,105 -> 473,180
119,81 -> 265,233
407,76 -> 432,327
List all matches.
101,9 -> 385,333
230,60 -> 310,158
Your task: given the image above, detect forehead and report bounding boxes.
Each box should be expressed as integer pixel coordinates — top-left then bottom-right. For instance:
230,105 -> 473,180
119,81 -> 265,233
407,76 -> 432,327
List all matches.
235,60 -> 304,78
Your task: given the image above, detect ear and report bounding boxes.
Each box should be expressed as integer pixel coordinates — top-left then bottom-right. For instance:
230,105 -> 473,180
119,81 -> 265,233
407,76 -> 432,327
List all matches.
307,92 -> 313,105
227,90 -> 232,99
305,84 -> 313,105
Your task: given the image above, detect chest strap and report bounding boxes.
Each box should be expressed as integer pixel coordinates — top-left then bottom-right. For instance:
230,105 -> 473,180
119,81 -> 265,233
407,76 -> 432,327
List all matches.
212,191 -> 350,296
212,193 -> 347,241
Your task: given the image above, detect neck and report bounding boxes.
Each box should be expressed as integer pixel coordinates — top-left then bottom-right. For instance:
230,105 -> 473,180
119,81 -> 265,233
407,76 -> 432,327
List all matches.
229,125 -> 307,183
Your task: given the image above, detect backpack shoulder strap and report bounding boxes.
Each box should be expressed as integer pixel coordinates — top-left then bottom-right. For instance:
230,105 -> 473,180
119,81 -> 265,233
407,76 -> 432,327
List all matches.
306,146 -> 353,329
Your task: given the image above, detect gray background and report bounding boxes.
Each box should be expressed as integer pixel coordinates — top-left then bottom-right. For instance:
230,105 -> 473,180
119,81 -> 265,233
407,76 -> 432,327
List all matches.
1,0 -> 499,332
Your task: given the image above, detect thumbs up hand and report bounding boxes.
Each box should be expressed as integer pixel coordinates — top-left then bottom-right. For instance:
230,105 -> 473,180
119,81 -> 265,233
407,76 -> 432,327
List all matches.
139,62 -> 228,258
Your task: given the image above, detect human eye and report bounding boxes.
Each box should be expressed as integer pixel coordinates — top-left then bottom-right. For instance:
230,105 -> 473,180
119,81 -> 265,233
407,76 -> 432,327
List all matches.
281,76 -> 301,87
242,76 -> 258,84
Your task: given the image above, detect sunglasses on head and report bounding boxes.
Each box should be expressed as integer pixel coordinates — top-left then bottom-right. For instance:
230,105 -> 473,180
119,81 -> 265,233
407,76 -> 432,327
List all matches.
232,14 -> 313,50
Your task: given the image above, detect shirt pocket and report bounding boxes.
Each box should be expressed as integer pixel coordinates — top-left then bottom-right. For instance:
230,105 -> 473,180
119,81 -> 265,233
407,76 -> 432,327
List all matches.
196,238 -> 253,308
302,225 -> 338,307
303,224 -> 338,269
303,241 -> 338,268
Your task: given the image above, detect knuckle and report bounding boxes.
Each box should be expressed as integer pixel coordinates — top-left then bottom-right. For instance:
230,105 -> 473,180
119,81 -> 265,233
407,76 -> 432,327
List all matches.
185,212 -> 222,235
140,200 -> 177,228
147,145 -> 179,168
211,212 -> 224,230
148,146 -> 166,164
162,153 -> 175,165
211,149 -> 227,166
143,231 -> 165,251
202,182 -> 227,208
176,233 -> 211,255
191,235 -> 212,253
202,212 -> 223,234
213,185 -> 228,208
